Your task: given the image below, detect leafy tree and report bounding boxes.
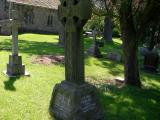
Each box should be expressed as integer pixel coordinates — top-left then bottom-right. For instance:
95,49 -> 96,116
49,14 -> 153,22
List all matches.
84,14 -> 105,32
92,0 -> 116,42
92,0 -> 159,87
141,12 -> 160,51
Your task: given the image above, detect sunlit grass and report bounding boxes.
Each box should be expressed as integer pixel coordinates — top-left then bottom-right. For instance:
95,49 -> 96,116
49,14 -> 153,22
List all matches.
0,34 -> 159,120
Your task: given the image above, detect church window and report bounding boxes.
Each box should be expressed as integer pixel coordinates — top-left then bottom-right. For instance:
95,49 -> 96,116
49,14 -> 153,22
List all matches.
47,15 -> 53,26
24,11 -> 34,24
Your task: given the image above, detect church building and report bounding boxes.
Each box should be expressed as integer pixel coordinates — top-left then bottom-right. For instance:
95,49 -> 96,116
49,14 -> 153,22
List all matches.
0,0 -> 61,34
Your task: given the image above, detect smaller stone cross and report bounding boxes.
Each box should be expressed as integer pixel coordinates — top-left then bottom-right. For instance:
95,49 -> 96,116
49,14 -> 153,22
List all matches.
0,9 -> 22,56
1,5 -> 27,76
11,10 -> 21,56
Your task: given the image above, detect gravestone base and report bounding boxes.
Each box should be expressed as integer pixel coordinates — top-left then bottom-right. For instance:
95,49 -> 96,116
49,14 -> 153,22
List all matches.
143,66 -> 160,73
6,55 -> 26,76
143,51 -> 159,74
49,81 -> 102,120
87,44 -> 103,58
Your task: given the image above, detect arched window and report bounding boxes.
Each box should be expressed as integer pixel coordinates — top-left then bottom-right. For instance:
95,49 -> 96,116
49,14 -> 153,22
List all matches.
24,10 -> 34,24
47,14 -> 53,26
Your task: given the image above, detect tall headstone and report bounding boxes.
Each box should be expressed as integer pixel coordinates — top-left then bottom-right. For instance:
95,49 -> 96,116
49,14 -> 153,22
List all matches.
6,9 -> 26,76
144,51 -> 159,73
87,29 -> 103,58
49,0 -> 102,120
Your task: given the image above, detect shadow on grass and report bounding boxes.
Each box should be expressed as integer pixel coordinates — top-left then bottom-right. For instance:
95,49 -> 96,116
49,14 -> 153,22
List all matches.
84,37 -> 124,77
100,60 -> 123,76
0,39 -> 64,55
141,72 -> 160,90
85,56 -> 124,77
101,41 -> 122,55
98,85 -> 160,120
4,77 -> 20,91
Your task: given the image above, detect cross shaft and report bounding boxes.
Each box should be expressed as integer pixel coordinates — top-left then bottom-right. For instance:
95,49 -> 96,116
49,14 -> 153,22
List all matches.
58,0 -> 91,85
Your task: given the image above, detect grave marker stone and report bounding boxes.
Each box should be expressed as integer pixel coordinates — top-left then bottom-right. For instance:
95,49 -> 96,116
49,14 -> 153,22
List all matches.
6,9 -> 26,76
144,51 -> 159,73
49,0 -> 102,119
87,29 -> 103,58
106,52 -> 122,62
0,4 -> 29,77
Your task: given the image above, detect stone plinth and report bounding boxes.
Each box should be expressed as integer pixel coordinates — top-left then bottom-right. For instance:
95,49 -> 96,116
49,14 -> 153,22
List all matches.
50,81 -> 101,120
87,44 -> 103,58
6,55 -> 25,76
144,51 -> 159,73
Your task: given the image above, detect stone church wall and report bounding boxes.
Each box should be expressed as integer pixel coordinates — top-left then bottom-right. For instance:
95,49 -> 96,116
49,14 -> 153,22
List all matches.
0,0 -> 60,35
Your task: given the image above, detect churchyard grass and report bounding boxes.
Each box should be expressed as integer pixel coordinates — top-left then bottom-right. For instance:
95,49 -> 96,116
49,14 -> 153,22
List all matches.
0,34 -> 159,120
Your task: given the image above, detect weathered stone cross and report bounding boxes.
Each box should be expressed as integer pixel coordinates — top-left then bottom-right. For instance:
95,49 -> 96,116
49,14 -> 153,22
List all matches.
11,10 -> 21,56
58,0 -> 92,85
0,6 -> 27,76
0,10 -> 21,56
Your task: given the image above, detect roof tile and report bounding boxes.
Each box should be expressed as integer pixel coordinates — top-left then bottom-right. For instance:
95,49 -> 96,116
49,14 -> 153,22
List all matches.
7,0 -> 60,9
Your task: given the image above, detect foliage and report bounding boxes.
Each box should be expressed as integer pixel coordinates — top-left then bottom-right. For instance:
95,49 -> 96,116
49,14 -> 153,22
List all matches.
84,14 -> 120,37
112,16 -> 121,37
131,0 -> 160,49
141,14 -> 160,50
92,0 -> 160,86
92,0 -> 116,17
84,14 -> 105,32
91,0 -> 121,37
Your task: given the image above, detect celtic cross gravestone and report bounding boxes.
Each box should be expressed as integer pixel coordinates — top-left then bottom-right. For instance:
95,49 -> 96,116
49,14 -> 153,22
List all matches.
58,0 -> 92,85
49,0 -> 102,119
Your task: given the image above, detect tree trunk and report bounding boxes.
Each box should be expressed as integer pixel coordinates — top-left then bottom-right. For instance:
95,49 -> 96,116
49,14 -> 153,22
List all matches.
103,16 -> 113,42
120,3 -> 141,87
123,35 -> 141,87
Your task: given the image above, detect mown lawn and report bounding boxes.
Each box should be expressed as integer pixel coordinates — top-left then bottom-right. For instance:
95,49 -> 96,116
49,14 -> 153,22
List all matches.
0,34 -> 159,120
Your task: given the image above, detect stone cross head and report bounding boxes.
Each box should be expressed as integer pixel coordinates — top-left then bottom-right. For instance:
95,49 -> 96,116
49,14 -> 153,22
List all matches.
58,0 -> 92,32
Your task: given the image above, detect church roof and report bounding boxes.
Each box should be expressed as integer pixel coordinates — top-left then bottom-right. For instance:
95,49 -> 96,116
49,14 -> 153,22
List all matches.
7,0 -> 60,9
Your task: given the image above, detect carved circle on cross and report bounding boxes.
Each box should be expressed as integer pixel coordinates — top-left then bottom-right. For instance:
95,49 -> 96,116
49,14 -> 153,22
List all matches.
58,0 -> 92,31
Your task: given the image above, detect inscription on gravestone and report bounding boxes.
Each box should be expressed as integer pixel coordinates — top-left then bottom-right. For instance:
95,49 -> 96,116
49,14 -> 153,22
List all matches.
54,93 -> 72,118
80,95 -> 96,113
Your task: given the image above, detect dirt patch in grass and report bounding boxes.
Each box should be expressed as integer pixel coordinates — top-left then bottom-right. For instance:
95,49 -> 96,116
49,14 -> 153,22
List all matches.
31,55 -> 64,65
86,76 -> 125,89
